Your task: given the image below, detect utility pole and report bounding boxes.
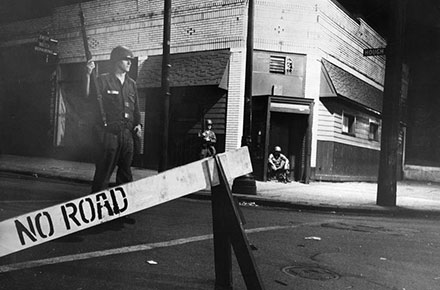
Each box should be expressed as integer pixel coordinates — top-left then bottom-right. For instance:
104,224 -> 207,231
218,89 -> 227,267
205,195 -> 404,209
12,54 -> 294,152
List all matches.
159,0 -> 172,172
232,0 -> 257,194
243,0 -> 254,145
377,0 -> 407,206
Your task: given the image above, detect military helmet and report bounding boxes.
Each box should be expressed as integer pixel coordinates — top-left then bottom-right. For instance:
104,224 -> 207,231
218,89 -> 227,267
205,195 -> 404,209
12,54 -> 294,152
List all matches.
110,46 -> 134,62
205,119 -> 213,125
274,146 -> 282,152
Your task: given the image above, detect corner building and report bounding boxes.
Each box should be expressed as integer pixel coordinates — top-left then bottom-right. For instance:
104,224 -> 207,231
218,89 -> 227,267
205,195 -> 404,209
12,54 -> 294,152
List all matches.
0,0 -> 403,182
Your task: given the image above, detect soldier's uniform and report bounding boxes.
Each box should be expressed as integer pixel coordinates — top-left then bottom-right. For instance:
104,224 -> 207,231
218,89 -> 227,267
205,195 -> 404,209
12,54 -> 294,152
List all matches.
90,46 -> 142,192
268,146 -> 290,182
199,119 -> 217,158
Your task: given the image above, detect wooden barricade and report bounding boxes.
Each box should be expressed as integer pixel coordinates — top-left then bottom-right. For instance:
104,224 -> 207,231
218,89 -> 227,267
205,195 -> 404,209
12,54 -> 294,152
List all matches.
211,153 -> 265,290
0,146 -> 264,289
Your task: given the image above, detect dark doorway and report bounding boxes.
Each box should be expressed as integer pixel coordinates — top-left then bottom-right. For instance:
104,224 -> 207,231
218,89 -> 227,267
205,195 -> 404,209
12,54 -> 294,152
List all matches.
0,44 -> 56,157
251,95 -> 313,183
269,112 -> 309,182
143,85 -> 227,170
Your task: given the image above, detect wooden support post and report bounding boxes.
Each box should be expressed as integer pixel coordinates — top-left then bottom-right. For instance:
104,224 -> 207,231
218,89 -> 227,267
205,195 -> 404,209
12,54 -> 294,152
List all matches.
211,155 -> 265,290
212,181 -> 233,290
377,0 -> 407,206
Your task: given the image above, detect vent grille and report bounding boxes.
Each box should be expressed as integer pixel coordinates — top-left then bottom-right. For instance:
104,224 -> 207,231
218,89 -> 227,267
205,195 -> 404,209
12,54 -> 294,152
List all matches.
270,56 -> 286,74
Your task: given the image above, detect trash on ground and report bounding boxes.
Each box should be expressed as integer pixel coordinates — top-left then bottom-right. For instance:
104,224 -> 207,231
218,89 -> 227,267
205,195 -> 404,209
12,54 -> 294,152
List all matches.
380,257 -> 387,261
239,201 -> 259,207
274,279 -> 288,286
304,236 -> 321,241
146,260 -> 158,265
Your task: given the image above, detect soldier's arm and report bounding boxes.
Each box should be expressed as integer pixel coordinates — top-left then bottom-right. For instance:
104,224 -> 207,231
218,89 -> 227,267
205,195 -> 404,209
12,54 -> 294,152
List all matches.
83,60 -> 95,98
133,83 -> 142,136
210,131 -> 217,143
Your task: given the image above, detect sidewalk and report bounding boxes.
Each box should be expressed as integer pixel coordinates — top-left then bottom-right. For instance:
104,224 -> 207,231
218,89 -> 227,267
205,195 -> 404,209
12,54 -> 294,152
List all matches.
2,154 -> 440,216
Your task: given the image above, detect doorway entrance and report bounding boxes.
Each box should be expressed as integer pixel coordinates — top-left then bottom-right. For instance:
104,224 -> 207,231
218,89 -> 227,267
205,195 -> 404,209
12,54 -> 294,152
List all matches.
269,112 -> 308,182
251,95 -> 313,183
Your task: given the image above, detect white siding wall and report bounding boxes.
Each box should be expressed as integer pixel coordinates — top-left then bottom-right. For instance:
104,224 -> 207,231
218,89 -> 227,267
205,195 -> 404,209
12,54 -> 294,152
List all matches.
331,109 -> 381,150
317,0 -> 386,86
315,0 -> 385,153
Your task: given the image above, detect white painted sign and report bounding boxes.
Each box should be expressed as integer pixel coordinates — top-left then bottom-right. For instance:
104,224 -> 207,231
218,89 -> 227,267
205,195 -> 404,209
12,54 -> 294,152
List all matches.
0,147 -> 252,258
34,46 -> 57,56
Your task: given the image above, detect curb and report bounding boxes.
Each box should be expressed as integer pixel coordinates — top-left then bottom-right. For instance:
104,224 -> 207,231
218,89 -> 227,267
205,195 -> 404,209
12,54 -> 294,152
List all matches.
0,168 -> 92,185
3,169 -> 440,219
187,191 -> 440,219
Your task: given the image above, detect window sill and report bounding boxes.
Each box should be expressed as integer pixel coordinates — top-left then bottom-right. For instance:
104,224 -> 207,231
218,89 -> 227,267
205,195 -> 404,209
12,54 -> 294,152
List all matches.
342,132 -> 356,137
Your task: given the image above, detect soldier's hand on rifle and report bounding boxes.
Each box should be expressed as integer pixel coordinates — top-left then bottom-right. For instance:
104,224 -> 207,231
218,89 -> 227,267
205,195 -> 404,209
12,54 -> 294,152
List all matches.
85,60 -> 95,76
83,60 -> 95,97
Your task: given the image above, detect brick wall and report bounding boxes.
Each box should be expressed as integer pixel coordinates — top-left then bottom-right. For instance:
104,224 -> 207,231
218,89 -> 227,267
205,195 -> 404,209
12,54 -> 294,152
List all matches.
0,0 -> 247,62
254,0 -> 318,54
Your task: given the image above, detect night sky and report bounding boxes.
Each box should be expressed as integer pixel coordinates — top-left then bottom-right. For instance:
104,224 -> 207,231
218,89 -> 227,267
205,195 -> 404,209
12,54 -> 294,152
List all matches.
336,0 -> 389,38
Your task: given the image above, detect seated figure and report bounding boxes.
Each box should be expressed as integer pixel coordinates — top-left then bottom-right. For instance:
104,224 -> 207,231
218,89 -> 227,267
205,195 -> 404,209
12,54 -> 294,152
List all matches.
268,146 -> 290,183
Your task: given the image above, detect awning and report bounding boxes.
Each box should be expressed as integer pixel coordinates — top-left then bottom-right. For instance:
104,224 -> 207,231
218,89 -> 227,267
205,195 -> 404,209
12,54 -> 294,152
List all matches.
320,59 -> 383,113
270,102 -> 310,114
137,49 -> 230,89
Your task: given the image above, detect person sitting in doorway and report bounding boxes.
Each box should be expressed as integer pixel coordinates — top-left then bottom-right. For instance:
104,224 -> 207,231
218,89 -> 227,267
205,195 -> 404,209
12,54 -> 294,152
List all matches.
268,146 -> 291,183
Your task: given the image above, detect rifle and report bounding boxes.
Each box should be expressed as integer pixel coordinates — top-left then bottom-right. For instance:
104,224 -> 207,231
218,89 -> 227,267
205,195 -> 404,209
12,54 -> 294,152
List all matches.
79,5 -> 107,128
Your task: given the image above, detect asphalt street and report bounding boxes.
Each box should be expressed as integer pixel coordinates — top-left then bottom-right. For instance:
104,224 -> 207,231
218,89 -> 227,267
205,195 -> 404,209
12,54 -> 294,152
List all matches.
1,173 -> 440,290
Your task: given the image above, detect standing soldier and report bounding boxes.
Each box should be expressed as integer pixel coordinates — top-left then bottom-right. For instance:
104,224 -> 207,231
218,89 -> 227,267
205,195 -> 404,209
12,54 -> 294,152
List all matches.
84,45 -> 143,194
199,119 -> 217,158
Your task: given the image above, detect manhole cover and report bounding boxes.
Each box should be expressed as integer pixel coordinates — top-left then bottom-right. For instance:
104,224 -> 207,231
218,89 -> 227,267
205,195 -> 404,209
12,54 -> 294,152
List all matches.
282,264 -> 340,281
